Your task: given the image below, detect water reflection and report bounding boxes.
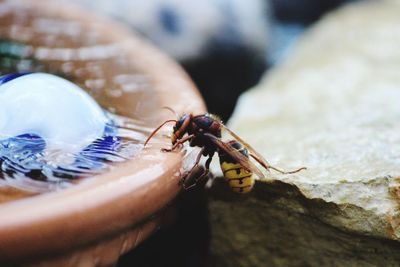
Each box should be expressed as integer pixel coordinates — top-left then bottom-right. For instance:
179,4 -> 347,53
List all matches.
0,113 -> 148,193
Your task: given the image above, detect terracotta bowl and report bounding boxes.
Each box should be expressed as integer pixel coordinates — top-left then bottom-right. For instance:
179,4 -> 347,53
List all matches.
0,0 -> 205,266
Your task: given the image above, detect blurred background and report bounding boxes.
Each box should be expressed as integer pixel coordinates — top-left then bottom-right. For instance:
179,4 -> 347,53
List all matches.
57,0 -> 353,266
65,0 -> 350,122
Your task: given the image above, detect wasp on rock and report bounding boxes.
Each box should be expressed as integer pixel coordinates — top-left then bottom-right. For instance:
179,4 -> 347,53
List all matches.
144,113 -> 306,193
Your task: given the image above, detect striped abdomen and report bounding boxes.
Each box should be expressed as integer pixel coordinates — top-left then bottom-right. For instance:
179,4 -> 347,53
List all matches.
219,140 -> 254,193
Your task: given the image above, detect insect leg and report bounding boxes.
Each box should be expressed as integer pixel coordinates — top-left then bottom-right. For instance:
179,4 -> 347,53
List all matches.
270,166 -> 307,174
250,154 -> 306,174
181,148 -> 204,189
161,134 -> 194,152
182,154 -> 213,191
203,156 -> 212,176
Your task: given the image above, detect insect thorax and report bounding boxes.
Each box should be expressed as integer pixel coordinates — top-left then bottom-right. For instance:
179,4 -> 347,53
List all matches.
191,115 -> 221,137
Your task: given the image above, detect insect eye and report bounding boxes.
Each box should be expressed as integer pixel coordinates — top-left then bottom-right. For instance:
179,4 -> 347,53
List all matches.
175,115 -> 187,130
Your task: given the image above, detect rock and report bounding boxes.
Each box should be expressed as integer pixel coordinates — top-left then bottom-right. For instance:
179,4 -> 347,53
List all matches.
208,1 -> 400,266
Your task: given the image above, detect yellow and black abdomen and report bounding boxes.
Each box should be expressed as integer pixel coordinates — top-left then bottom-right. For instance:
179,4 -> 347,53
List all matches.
219,140 -> 254,193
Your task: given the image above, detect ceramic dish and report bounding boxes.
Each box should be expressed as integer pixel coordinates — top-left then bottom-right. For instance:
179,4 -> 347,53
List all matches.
0,0 -> 205,266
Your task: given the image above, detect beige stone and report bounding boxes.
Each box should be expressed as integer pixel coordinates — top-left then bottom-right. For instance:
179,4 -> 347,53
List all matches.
209,1 -> 400,266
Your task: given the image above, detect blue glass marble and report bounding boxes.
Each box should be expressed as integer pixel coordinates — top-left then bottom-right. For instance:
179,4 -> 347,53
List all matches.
0,73 -> 122,183
0,72 -> 30,85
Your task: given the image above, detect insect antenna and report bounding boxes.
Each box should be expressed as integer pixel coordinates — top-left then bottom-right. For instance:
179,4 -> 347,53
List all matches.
162,106 -> 178,118
144,119 -> 177,147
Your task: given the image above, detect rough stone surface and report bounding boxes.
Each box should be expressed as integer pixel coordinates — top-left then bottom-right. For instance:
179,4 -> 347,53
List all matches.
209,1 -> 400,266
209,181 -> 400,267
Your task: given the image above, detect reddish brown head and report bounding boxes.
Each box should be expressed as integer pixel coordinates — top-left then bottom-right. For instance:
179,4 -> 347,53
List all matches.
144,113 -> 193,147
171,114 -> 192,144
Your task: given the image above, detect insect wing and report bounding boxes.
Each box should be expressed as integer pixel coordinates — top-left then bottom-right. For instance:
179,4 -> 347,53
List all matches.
221,125 -> 307,174
221,124 -> 272,171
204,133 -> 265,178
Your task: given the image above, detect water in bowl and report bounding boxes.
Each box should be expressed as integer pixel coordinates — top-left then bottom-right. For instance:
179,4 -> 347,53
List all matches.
0,72 -> 152,193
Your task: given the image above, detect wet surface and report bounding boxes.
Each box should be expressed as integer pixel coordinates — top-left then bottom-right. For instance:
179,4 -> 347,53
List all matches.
0,1 -> 162,120
0,112 -> 150,193
0,1 -> 167,201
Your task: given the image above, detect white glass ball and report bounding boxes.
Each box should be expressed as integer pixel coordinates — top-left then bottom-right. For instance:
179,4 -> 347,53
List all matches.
0,73 -> 108,152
